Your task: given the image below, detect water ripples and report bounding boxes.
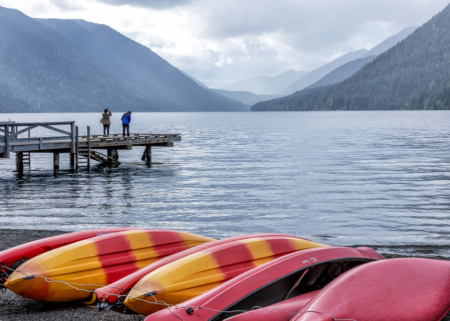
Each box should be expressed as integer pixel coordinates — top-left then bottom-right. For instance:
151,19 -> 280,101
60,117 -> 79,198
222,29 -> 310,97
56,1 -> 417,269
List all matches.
1,111 -> 450,253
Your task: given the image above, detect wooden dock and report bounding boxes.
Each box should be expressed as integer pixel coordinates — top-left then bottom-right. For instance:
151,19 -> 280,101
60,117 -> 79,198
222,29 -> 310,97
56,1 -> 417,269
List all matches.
0,121 -> 181,174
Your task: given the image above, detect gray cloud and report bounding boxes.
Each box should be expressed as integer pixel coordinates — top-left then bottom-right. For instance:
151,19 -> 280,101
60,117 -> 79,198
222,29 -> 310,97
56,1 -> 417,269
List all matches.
194,0 -> 448,49
48,0 -> 83,11
172,0 -> 450,86
95,0 -> 192,10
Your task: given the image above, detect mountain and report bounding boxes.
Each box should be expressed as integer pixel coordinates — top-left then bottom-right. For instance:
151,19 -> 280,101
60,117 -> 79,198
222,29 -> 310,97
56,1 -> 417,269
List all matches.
307,27 -> 416,90
0,7 -> 149,112
212,89 -> 281,105
38,18 -> 248,112
360,26 -> 418,58
178,69 -> 209,88
280,49 -> 368,95
0,6 -> 247,113
220,69 -> 308,95
252,4 -> 450,112
308,56 -> 375,89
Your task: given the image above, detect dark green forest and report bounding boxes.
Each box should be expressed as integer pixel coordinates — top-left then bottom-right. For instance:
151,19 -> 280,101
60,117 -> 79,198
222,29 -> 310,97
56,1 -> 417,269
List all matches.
252,3 -> 450,111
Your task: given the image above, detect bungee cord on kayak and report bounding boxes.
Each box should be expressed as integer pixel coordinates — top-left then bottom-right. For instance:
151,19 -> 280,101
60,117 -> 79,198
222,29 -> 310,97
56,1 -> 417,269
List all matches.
0,265 -> 356,321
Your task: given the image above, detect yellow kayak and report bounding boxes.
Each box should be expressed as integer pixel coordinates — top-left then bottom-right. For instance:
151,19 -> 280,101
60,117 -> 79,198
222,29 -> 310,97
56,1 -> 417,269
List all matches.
124,236 -> 326,315
4,229 -> 214,302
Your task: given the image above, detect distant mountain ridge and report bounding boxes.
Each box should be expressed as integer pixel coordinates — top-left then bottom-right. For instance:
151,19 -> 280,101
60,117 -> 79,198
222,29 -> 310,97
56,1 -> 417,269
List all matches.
220,69 -> 308,95
308,55 -> 376,89
0,7 -> 247,113
280,49 -> 368,95
252,4 -> 450,111
212,89 -> 281,106
227,27 -> 418,97
306,27 -> 418,91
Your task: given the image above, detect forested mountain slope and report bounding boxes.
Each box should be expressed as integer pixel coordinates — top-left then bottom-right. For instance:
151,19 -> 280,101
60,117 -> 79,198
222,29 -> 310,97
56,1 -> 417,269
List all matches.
0,6 -> 246,113
38,18 -> 247,112
179,69 -> 209,88
0,7 -> 149,112
252,4 -> 450,111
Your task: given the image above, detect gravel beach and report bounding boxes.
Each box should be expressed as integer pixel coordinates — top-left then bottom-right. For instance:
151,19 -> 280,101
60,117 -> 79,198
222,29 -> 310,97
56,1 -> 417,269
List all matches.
1,229 -> 449,321
0,229 -> 144,321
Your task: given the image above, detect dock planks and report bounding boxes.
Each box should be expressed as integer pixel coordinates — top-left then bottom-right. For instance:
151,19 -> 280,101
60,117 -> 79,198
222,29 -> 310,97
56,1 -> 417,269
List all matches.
0,122 -> 181,174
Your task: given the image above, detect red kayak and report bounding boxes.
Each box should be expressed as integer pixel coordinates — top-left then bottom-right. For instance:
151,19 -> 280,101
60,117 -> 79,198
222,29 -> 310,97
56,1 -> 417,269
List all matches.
291,258 -> 450,321
94,233 -> 312,312
0,227 -> 138,285
145,246 -> 384,321
225,290 -> 320,321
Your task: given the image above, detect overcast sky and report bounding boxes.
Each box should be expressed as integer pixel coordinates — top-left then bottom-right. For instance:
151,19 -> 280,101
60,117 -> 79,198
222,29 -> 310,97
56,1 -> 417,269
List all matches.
0,0 -> 449,88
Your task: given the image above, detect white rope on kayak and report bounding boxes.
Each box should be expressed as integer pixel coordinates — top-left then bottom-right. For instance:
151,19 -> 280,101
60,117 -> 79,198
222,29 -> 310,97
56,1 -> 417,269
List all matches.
1,265 -> 356,321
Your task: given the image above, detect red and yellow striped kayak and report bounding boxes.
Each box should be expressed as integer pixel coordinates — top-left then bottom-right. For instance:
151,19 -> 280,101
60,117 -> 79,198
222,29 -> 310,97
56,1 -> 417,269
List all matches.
0,227 -> 139,285
124,236 -> 326,315
95,233 -> 311,308
4,229 -> 214,302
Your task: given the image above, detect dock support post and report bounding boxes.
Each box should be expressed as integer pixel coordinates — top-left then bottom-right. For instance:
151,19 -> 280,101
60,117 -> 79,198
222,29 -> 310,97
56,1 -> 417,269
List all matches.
141,146 -> 151,164
107,148 -> 114,166
75,126 -> 79,172
4,125 -> 10,159
70,153 -> 75,171
70,122 -> 75,171
16,152 -> 23,173
53,152 -> 60,175
112,149 -> 119,161
87,126 -> 90,171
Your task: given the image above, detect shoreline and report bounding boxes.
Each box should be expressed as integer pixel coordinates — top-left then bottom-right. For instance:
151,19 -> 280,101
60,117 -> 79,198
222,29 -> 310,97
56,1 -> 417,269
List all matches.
1,229 -> 449,320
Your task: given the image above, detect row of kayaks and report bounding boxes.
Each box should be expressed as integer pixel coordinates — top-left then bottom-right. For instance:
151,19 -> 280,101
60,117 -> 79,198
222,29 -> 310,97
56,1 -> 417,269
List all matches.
1,228 -> 450,320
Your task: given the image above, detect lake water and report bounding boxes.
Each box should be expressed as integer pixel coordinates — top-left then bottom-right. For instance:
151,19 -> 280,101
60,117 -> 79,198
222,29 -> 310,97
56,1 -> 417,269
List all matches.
2,111 -> 450,255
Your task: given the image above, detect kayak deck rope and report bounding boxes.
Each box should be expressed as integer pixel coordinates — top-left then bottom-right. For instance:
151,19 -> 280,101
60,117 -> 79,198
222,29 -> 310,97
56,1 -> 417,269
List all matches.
0,265 -> 356,321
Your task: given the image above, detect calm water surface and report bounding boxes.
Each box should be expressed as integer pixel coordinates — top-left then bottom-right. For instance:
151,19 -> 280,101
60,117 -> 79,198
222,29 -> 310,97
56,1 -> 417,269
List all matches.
1,111 -> 450,255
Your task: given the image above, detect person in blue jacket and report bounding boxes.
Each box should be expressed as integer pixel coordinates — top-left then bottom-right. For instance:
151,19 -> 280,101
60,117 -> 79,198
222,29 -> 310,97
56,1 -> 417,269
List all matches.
121,111 -> 132,137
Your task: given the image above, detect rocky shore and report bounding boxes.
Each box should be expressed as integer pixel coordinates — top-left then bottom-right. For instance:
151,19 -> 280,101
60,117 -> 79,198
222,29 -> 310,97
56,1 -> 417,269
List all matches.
0,229 -> 449,321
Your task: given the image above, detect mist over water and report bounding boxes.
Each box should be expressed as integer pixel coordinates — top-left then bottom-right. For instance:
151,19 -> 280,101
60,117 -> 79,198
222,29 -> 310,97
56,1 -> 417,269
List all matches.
1,111 -> 450,254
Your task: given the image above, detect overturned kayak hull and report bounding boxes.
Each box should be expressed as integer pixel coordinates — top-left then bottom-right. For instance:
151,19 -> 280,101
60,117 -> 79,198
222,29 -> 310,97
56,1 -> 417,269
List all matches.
0,228 -> 138,285
292,258 -> 450,321
4,229 -> 214,302
125,236 -> 327,315
145,247 -> 384,321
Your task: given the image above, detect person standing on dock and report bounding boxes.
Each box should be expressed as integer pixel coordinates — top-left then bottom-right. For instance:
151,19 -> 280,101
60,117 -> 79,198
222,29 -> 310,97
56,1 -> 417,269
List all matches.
121,111 -> 132,137
101,108 -> 112,136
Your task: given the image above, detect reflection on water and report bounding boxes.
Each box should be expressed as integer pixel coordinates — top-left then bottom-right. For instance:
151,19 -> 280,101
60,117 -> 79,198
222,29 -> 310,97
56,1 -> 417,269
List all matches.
1,111 -> 450,254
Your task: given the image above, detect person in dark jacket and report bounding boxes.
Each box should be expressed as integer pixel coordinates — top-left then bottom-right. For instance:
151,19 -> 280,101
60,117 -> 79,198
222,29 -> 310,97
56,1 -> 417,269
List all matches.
121,111 -> 132,137
101,108 -> 112,136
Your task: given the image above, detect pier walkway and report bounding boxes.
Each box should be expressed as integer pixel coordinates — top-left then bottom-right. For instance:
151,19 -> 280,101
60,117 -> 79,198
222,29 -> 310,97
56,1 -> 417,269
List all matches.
0,121 -> 181,174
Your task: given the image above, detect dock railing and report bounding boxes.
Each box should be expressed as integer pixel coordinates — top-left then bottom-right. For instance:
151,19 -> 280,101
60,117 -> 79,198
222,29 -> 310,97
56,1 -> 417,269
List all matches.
0,121 -> 76,158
